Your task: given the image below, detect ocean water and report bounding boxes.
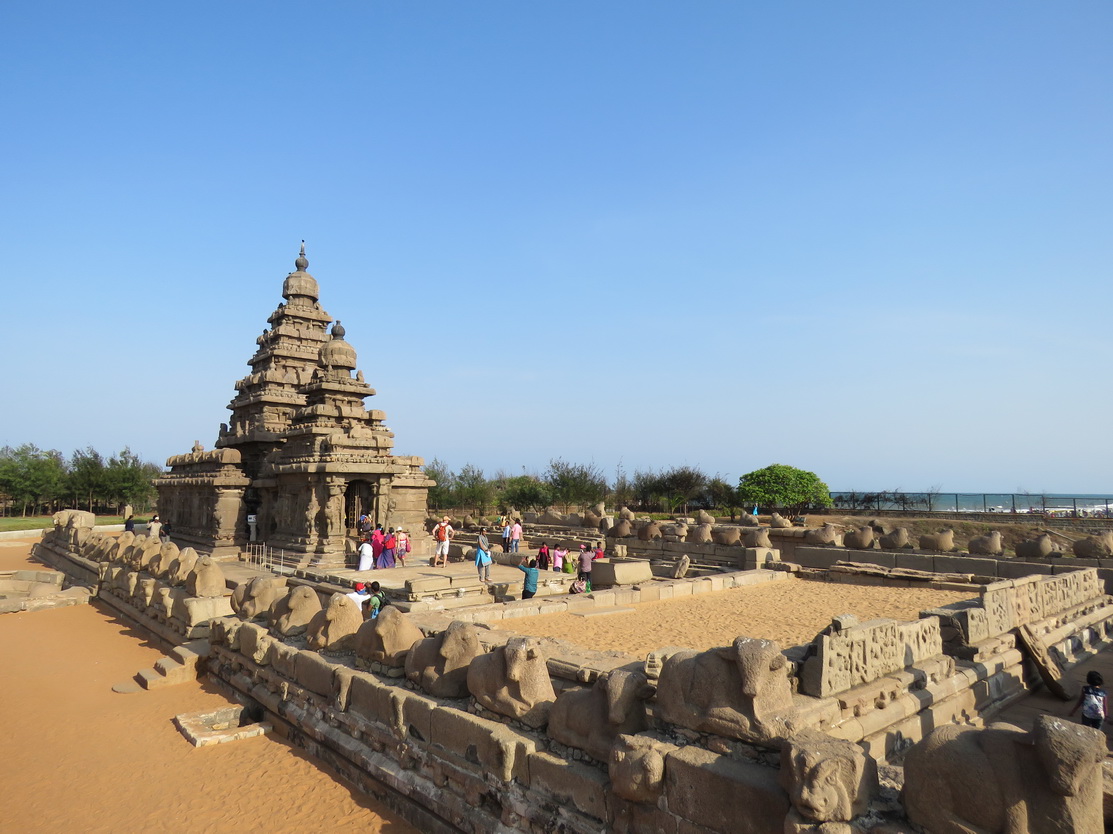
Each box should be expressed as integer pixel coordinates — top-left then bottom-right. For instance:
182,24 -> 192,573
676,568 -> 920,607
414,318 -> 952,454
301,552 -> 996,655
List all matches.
829,492 -> 1113,516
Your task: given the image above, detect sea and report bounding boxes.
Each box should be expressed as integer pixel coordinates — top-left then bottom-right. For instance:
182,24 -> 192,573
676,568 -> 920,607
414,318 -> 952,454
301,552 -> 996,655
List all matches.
828,492 -> 1113,517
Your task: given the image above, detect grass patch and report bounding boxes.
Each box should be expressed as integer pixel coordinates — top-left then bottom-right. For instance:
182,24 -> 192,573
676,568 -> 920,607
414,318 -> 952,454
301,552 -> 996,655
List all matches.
0,515 -> 128,532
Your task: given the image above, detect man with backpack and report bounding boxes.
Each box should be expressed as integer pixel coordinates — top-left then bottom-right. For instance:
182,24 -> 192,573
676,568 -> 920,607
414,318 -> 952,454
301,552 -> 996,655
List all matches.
367,581 -> 389,619
433,516 -> 454,567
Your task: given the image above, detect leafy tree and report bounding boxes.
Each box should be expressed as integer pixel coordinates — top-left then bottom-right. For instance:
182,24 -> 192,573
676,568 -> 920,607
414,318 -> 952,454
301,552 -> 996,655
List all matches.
545,458 -> 607,511
737,464 -> 833,517
632,469 -> 668,512
423,458 -> 455,510
69,446 -> 107,511
610,462 -> 635,510
707,475 -> 739,520
660,465 -> 708,514
0,444 -> 67,516
500,475 -> 553,512
104,448 -> 159,512
454,464 -> 493,515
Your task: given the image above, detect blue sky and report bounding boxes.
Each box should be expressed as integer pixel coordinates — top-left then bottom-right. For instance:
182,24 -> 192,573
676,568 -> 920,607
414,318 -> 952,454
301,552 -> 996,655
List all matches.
2,3 -> 1111,493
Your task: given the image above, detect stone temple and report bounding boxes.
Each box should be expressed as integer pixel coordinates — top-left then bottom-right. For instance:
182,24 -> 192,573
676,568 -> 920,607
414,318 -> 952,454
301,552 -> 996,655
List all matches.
155,244 -> 432,566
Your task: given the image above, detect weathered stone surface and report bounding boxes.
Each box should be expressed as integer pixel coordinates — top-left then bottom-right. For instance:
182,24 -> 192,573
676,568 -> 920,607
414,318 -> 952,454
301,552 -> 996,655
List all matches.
186,555 -> 226,598
637,521 -> 662,541
685,522 -> 713,544
781,729 -> 877,828
656,636 -> 794,743
842,527 -> 874,550
548,669 -> 652,762
1017,532 -> 1056,559
711,525 -> 742,546
610,519 -> 634,538
743,528 -> 772,549
231,575 -> 288,620
467,636 -> 555,728
294,649 -> 339,698
271,585 -> 322,637
918,529 -> 955,552
428,706 -> 535,782
149,542 -> 179,578
618,507 -> 635,521
770,513 -> 793,529
968,530 -> 1004,555
903,716 -> 1106,834
665,744 -> 790,834
169,547 -> 199,586
1073,532 -> 1113,558
539,508 -> 565,525
354,606 -> 423,666
306,592 -> 363,652
672,554 -> 690,579
805,524 -> 843,547
879,527 -> 911,549
610,733 -> 675,804
591,559 -> 654,587
799,617 -> 943,698
404,620 -> 484,698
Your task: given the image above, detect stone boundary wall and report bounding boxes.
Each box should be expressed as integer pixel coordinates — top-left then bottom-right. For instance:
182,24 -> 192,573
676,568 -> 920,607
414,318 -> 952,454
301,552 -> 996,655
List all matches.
792,544 -> 1113,593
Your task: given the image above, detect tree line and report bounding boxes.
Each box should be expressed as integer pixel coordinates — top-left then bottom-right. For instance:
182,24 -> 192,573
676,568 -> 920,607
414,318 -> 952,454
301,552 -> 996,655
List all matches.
424,459 -> 833,519
0,444 -> 162,517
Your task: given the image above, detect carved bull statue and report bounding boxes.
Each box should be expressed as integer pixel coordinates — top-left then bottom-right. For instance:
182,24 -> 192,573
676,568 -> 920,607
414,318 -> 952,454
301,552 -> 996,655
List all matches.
655,636 -> 795,743
271,585 -> 322,637
404,620 -> 485,698
548,669 -> 654,761
879,527 -> 911,550
306,592 -> 363,653
968,530 -> 1004,556
804,524 -> 842,547
1073,532 -> 1113,558
467,636 -> 555,728
231,575 -> 288,621
354,606 -> 424,667
841,526 -> 875,550
1016,533 -> 1056,559
918,528 -> 956,552
781,729 -> 876,832
903,716 -> 1106,834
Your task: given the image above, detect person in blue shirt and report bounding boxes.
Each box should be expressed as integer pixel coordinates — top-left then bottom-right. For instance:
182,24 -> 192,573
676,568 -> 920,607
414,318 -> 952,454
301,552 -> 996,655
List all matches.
517,556 -> 539,600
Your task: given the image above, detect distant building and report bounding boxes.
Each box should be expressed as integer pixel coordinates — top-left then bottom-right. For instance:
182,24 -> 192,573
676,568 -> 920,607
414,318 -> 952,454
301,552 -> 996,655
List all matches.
156,244 -> 432,566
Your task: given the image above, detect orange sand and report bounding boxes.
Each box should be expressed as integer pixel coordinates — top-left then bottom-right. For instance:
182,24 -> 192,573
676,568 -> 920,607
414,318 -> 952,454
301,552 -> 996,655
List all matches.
491,578 -> 975,655
0,539 -> 414,834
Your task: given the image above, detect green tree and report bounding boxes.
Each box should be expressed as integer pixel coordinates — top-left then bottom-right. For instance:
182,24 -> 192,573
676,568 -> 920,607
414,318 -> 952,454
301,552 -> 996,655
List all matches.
707,475 -> 740,520
69,446 -> 107,511
0,444 -> 67,516
660,465 -> 708,514
104,448 -> 159,512
500,475 -> 553,512
423,458 -> 456,510
737,464 -> 833,517
454,464 -> 493,515
545,458 -> 607,511
632,469 -> 668,512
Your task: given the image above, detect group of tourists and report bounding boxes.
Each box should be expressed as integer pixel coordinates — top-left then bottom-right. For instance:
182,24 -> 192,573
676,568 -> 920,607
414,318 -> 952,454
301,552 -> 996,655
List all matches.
356,515 -> 410,571
345,580 -> 389,619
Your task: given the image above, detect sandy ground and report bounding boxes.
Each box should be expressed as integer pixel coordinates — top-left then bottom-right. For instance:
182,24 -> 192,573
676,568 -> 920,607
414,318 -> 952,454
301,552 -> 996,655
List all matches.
491,578 -> 975,655
0,539 -> 414,834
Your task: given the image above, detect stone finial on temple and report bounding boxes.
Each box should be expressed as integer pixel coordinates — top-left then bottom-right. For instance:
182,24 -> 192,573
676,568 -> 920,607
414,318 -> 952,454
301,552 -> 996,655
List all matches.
331,320 -> 345,339
295,240 -> 308,271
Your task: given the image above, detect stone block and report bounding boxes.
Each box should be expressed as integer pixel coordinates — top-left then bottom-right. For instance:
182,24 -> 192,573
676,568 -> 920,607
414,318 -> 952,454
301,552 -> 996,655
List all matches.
895,552 -> 936,572
526,751 -> 609,822
268,640 -> 299,680
429,707 -> 535,783
407,576 -> 454,594
238,622 -> 271,665
634,583 -> 662,602
397,687 -> 437,745
348,672 -> 397,729
741,547 -> 779,570
792,547 -> 844,569
181,595 -> 234,627
294,649 -> 337,699
591,560 -> 654,587
664,744 -> 788,834
934,555 -> 998,576
996,560 -> 1052,579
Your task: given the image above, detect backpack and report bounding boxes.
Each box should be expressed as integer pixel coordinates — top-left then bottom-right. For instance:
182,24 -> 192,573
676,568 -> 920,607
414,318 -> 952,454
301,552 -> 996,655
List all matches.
1082,686 -> 1106,719
435,524 -> 448,542
369,592 -> 389,618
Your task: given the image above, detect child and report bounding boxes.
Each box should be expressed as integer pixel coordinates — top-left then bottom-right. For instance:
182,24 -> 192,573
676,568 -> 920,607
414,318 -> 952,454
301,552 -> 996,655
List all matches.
1070,670 -> 1108,729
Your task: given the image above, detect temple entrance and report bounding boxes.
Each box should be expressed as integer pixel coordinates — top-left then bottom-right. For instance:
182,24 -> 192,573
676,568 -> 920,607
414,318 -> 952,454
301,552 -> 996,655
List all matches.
345,480 -> 375,533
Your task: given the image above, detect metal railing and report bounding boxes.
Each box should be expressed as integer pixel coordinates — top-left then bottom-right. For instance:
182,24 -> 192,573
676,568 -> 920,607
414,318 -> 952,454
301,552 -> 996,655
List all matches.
829,492 -> 1113,518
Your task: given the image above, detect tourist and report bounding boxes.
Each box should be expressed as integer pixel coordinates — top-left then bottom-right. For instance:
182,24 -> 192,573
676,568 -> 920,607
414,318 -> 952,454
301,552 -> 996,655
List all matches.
577,544 -> 593,584
433,516 -> 454,567
359,513 -> 372,538
159,522 -> 171,544
475,527 -> 493,583
1070,670 -> 1109,729
518,556 -> 539,600
346,581 -> 371,615
367,581 -> 388,618
357,538 -> 374,571
147,515 -> 162,541
396,528 -> 410,567
552,544 -> 568,573
537,542 -> 550,571
124,515 -> 135,533
501,519 -> 512,552
378,527 -> 397,569
510,519 -> 523,553
370,524 -> 385,564
592,542 -> 604,560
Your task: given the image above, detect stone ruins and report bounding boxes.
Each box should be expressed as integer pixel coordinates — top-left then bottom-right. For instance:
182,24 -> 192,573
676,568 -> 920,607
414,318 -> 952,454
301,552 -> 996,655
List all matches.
154,245 -> 432,566
30,502 -> 1113,833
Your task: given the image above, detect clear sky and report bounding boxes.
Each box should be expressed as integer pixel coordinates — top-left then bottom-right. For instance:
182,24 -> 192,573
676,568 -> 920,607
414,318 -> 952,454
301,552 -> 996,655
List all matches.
3,2 -> 1111,493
